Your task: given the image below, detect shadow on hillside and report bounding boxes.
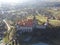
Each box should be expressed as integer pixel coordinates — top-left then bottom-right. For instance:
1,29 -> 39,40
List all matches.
17,24 -> 60,45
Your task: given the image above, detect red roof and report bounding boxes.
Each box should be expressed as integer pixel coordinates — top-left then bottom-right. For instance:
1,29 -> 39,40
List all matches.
17,19 -> 33,26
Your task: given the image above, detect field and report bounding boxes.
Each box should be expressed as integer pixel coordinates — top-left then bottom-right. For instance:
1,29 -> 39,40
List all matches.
33,14 -> 60,27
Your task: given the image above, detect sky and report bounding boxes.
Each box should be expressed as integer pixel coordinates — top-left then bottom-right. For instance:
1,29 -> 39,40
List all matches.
0,0 -> 29,3
0,0 -> 60,3
0,0 -> 60,5
0,0 -> 30,6
42,0 -> 59,1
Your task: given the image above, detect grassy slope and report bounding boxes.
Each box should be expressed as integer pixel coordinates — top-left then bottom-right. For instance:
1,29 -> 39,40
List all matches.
49,19 -> 60,26
35,15 -> 47,25
35,15 -> 60,27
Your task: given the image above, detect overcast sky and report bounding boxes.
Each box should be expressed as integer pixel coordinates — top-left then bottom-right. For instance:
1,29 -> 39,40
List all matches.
0,0 -> 60,4
44,0 -> 58,1
0,0 -> 60,6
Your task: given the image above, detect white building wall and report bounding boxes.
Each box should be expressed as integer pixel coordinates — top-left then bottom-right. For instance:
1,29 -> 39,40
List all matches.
17,26 -> 33,33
